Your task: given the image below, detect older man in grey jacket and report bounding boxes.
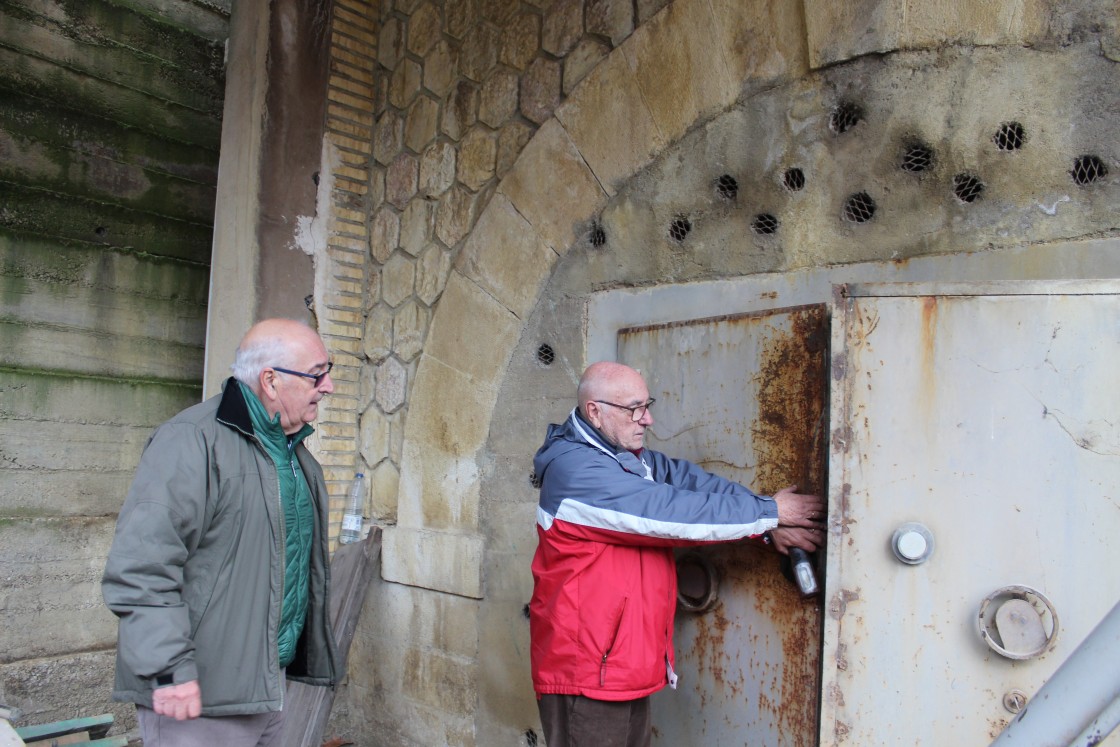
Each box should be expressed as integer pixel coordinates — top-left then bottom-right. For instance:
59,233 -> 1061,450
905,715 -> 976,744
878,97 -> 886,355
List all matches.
103,319 -> 339,746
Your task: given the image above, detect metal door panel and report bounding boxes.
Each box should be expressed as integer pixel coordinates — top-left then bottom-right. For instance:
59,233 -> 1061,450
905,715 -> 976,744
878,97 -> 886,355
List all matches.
617,306 -> 828,747
822,284 -> 1120,746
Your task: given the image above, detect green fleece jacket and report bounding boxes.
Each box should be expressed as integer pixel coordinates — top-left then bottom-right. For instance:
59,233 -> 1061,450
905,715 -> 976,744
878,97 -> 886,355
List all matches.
102,379 -> 338,716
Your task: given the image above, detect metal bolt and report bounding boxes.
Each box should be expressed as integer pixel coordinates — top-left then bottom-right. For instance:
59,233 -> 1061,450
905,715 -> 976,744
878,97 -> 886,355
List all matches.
1003,689 -> 1028,714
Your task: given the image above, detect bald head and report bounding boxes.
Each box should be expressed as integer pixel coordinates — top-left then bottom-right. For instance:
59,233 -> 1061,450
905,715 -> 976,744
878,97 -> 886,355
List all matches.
577,362 -> 654,451
231,319 -> 333,434
578,362 -> 646,413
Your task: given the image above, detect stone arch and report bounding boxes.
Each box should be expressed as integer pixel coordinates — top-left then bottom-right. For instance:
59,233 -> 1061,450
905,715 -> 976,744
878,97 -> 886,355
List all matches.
380,0 -> 803,595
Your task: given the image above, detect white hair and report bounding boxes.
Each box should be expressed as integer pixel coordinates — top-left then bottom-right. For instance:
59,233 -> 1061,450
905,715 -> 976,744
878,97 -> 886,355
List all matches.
230,334 -> 293,388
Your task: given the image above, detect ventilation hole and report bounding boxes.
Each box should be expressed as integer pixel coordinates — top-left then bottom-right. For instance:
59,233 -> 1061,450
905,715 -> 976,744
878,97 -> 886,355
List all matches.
668,216 -> 692,242
783,167 -> 806,191
525,728 -> 539,746
993,122 -> 1025,151
751,214 -> 779,235
901,144 -> 934,173
829,102 -> 863,134
715,174 -> 739,200
535,343 -> 555,366
953,173 -> 985,203
1071,155 -> 1108,185
529,471 -> 541,488
94,226 -> 107,237
312,171 -> 320,186
304,294 -> 314,311
588,224 -> 606,247
522,604 -> 531,620
842,192 -> 876,223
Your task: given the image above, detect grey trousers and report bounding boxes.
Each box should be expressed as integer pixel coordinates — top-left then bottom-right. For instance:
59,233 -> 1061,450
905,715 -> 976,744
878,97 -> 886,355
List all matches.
137,706 -> 285,747
537,694 -> 652,747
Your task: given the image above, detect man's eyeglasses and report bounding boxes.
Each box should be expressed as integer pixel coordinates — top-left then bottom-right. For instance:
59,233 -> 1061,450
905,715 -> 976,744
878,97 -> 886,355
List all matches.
272,362 -> 333,386
594,398 -> 655,422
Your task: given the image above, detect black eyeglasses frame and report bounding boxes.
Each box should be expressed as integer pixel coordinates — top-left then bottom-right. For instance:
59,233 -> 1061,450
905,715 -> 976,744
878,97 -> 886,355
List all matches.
272,361 -> 333,386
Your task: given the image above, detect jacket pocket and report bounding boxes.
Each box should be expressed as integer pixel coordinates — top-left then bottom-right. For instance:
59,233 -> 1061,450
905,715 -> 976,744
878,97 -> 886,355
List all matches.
599,597 -> 627,687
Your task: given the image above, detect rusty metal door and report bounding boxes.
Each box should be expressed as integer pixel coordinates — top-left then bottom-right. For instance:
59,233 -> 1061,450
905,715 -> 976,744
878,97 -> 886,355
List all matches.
617,305 -> 829,747
821,281 -> 1120,746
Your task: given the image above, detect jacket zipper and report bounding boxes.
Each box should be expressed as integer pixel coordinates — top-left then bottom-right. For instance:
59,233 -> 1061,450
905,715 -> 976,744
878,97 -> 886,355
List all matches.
600,598 -> 628,687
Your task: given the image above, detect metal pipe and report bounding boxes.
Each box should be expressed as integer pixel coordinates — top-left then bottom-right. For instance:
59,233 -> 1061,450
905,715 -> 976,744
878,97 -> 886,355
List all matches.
989,600 -> 1120,747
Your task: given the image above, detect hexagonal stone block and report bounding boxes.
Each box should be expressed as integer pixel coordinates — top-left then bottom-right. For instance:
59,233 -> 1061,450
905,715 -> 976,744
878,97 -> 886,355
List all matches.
521,57 -> 562,124
400,198 -> 435,257
360,403 -> 392,465
587,0 -> 634,46
389,58 -> 423,109
393,299 -> 429,362
460,22 -> 500,82
447,0 -> 476,40
370,206 -> 400,263
405,95 -> 440,153
382,252 -> 416,308
480,69 -> 519,128
497,120 -> 534,178
543,0 -> 583,56
386,152 -> 419,210
369,458 -> 400,522
417,243 -> 452,306
500,13 -> 541,72
362,304 -> 394,363
374,111 -> 405,166
424,40 -> 457,97
441,81 -> 480,141
419,141 -> 457,197
458,129 -> 497,191
375,357 -> 407,414
378,16 -> 404,70
563,37 -> 610,95
407,2 -> 442,56
436,185 -> 479,247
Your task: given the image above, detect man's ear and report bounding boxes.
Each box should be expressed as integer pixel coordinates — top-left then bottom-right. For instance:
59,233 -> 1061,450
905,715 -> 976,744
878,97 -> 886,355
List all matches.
257,369 -> 279,401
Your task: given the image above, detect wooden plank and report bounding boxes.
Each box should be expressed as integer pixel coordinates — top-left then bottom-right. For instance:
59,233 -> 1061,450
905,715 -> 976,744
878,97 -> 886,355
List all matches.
281,528 -> 382,747
15,713 -> 112,741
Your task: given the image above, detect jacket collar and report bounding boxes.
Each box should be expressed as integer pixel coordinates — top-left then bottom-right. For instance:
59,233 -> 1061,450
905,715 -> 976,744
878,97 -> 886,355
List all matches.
568,408 -> 652,480
216,377 -> 255,437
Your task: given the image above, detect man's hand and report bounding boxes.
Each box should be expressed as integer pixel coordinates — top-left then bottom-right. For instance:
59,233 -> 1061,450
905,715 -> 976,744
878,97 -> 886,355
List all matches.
152,680 -> 202,721
773,485 -> 826,529
768,526 -> 826,555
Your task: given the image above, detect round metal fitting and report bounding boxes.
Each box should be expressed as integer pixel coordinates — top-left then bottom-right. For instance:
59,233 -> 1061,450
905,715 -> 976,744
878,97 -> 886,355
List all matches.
977,585 -> 1060,660
1002,689 -> 1029,714
891,522 -> 934,564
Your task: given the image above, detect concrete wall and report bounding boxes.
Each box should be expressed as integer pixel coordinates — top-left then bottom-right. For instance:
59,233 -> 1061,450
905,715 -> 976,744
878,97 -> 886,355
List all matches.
0,0 -> 227,733
326,0 -> 1118,745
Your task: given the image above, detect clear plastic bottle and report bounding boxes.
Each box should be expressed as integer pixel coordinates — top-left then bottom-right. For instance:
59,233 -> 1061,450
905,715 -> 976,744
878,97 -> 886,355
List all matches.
339,472 -> 365,544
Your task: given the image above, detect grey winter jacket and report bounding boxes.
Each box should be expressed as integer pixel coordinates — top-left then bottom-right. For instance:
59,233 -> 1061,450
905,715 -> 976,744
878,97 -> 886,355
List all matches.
102,379 -> 338,716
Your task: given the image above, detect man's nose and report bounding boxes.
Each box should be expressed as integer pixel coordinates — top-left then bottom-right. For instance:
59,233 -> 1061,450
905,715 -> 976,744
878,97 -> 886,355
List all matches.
639,409 -> 653,426
319,373 -> 335,394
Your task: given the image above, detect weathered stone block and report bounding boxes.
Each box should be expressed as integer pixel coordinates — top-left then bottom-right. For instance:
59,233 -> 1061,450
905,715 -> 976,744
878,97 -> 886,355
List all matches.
498,119 -> 608,250
382,525 -> 484,598
542,0 -> 583,56
388,58 -> 423,109
479,69 -> 519,128
375,356 -> 407,413
496,120 -> 534,177
419,141 -> 457,198
446,0 -> 477,40
436,184 -> 482,247
407,1 -> 442,56
520,57 -> 562,125
554,47 -> 663,196
405,95 -> 440,153
386,152 -> 419,209
708,0 -> 809,94
377,15 -> 404,70
375,109 -> 404,164
423,273 -> 520,385
400,647 -> 477,715
500,12 -> 542,71
362,304 -> 393,363
587,0 -> 634,46
442,80 -> 480,141
359,403 -> 391,466
393,299 -> 428,362
460,23 -> 500,82
458,129 -> 498,191
455,193 -> 557,320
382,252 -> 416,307
423,40 -> 457,97
369,457 -> 400,521
563,37 -> 610,94
417,242 -> 452,305
400,197 -> 436,256
370,205 -> 400,263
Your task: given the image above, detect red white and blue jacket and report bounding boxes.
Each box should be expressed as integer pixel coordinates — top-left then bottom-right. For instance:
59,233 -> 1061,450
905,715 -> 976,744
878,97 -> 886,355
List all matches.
529,408 -> 779,701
